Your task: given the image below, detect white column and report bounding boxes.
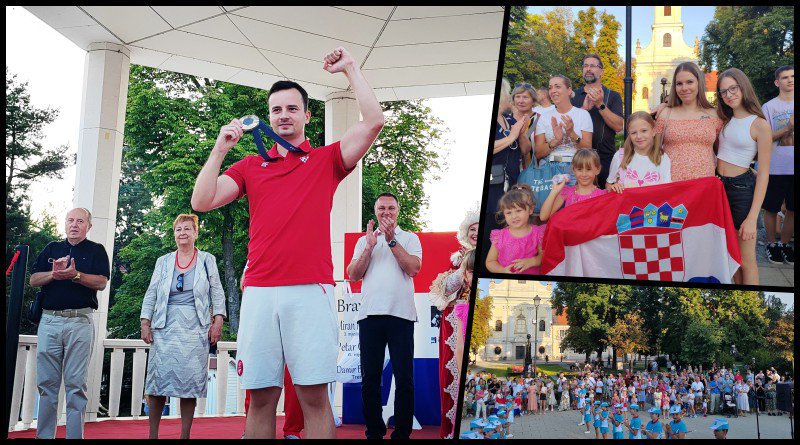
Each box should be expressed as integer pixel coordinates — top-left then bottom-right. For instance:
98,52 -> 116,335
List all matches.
73,42 -> 131,422
325,91 -> 362,281
325,91 -> 362,417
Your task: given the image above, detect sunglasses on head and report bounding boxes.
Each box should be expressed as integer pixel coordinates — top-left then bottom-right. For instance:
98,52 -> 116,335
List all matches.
515,82 -> 533,89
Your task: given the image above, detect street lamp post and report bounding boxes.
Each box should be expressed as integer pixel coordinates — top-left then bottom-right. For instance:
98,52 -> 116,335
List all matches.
660,77 -> 668,104
753,357 -> 761,439
533,295 -> 541,376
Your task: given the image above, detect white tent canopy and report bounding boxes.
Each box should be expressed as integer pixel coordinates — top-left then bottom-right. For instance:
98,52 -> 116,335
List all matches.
25,6 -> 503,100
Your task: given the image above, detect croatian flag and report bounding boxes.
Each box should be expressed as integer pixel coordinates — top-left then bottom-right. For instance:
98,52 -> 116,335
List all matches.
541,177 -> 741,283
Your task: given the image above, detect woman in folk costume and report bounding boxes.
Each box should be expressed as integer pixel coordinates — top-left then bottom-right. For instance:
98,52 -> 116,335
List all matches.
429,209 -> 480,439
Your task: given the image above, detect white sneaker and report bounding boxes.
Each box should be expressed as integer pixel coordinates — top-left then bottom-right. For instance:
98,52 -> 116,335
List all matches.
585,431 -> 591,434
578,422 -> 585,426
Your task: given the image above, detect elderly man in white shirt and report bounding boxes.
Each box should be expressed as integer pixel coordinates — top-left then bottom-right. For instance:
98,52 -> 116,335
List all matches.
347,193 -> 422,439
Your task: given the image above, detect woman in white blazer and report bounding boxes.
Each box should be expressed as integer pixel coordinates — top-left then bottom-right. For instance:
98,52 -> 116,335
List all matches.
140,214 -> 226,439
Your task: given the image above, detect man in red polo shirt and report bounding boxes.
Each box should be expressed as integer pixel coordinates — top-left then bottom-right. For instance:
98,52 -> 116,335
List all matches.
191,46 -> 384,439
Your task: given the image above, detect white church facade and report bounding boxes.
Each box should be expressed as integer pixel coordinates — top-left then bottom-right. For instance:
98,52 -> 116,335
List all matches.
633,6 -> 717,113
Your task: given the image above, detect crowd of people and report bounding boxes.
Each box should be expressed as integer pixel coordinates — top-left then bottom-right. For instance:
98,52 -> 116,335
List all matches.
461,362 -> 792,439
486,55 -> 795,285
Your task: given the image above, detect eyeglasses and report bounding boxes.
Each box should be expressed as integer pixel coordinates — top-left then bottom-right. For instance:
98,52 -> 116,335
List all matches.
718,84 -> 740,98
514,82 -> 533,89
583,63 -> 602,69
177,273 -> 185,292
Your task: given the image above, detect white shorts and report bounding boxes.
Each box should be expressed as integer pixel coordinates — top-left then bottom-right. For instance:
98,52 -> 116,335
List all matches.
236,283 -> 337,389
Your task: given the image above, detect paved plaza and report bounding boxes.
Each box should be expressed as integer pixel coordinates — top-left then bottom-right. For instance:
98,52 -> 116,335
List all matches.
756,214 -> 794,287
460,408 -> 794,439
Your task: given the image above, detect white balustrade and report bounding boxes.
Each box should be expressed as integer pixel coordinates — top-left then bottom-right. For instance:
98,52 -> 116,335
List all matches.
216,346 -> 231,415
108,348 -> 124,418
10,335 -> 243,432
131,348 -> 146,419
21,344 -> 37,429
9,347 -> 27,430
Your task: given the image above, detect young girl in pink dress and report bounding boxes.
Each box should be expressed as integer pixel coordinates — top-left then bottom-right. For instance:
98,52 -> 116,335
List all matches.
485,184 -> 546,275
540,148 -> 609,221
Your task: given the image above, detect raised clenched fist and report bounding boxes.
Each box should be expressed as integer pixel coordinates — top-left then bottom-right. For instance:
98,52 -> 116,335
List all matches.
323,47 -> 355,74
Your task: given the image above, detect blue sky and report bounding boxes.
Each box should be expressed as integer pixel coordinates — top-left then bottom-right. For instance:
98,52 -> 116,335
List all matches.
526,6 -> 716,61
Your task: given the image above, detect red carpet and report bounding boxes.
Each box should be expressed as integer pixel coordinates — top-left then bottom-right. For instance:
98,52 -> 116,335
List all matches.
8,416 -> 441,439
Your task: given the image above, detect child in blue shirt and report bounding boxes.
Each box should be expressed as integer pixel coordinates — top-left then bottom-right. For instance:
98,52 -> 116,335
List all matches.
599,402 -> 611,439
665,405 -> 688,439
612,403 -> 625,439
645,407 -> 664,439
593,401 -> 602,439
625,404 -> 643,439
581,394 -> 593,434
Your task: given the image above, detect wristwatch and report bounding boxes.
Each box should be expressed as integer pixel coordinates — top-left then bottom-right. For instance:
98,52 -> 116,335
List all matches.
599,103 -> 606,111
388,239 -> 398,248
72,272 -> 82,283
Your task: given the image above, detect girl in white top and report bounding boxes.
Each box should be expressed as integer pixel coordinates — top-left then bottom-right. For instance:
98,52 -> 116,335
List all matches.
534,75 -> 593,165
607,111 -> 672,192
715,68 -> 772,285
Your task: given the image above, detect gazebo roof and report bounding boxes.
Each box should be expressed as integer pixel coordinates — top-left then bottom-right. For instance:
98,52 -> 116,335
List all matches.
25,6 -> 503,101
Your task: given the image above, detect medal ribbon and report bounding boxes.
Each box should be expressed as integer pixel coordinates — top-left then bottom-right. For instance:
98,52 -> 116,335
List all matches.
242,115 -> 305,162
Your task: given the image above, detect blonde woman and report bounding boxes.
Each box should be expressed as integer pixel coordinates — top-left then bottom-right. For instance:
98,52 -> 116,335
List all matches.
483,78 -> 531,266
140,214 -> 226,439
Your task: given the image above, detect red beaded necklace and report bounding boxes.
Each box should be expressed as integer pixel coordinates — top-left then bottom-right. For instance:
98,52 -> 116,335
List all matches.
175,248 -> 197,269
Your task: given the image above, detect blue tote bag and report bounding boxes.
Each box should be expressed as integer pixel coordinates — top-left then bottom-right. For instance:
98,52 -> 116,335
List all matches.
517,158 -> 574,213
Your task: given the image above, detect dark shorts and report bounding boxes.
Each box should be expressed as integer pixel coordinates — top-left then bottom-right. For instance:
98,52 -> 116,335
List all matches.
762,174 -> 795,213
718,170 -> 756,229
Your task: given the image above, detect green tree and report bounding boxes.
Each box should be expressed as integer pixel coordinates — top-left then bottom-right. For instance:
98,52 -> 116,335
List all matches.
631,285 -> 662,356
361,100 -> 446,232
594,11 -> 624,98
573,7 -> 599,58
609,312 -> 648,370
767,310 -> 793,365
682,318 -> 724,366
659,287 -> 711,359
6,68 -> 70,248
699,6 -> 794,101
5,69 -> 70,334
553,282 -> 634,367
503,6 -> 534,85
470,288 -> 493,356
